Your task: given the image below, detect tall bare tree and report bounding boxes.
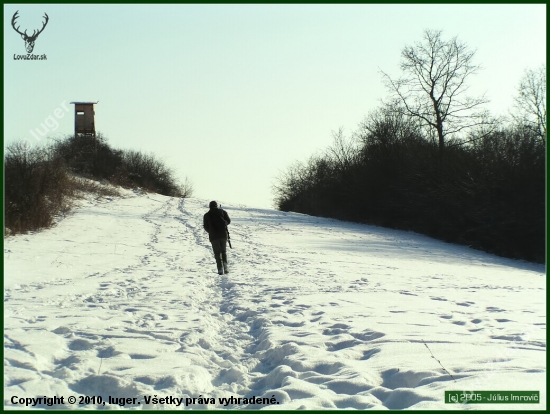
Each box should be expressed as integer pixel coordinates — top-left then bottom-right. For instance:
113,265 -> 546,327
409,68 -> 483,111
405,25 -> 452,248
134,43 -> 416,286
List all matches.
512,65 -> 546,140
381,29 -> 490,154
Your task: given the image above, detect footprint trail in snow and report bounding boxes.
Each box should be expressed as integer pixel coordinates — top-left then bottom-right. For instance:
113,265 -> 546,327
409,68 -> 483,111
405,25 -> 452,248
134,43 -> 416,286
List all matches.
4,191 -> 546,409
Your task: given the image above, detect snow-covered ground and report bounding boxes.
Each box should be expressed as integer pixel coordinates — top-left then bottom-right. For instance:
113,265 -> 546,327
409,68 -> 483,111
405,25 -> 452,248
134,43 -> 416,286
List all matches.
4,190 -> 546,410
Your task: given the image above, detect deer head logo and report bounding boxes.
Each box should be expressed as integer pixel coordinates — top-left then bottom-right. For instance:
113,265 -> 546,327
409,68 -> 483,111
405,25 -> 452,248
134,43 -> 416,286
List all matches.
11,11 -> 49,54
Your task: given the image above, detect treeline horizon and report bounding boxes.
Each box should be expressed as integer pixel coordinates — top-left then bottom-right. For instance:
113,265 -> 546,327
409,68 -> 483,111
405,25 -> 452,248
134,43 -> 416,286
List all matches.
5,133 -> 194,235
273,113 -> 545,263
273,30 -> 545,263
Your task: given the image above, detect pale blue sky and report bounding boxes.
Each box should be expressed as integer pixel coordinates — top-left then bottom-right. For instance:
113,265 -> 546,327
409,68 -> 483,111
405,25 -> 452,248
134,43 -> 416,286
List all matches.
4,4 -> 546,208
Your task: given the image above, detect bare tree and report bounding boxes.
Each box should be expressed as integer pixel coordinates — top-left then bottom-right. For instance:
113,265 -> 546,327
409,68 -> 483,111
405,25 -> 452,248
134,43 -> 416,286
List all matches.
179,176 -> 195,198
327,127 -> 360,172
381,29 -> 490,154
512,65 -> 546,140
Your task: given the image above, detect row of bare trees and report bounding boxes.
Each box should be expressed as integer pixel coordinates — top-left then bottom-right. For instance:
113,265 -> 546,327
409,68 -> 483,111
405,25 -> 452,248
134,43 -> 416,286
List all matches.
274,30 -> 545,263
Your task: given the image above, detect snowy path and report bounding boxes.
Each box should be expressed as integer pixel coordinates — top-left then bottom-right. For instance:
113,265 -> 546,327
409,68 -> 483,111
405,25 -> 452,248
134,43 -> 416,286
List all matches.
4,192 -> 546,410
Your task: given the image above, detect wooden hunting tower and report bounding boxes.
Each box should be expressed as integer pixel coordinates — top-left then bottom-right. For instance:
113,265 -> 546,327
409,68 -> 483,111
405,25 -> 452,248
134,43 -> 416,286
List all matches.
70,101 -> 98,138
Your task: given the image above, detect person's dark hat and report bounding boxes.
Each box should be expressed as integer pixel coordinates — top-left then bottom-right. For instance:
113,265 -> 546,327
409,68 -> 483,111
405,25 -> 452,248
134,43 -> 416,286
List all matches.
209,200 -> 218,208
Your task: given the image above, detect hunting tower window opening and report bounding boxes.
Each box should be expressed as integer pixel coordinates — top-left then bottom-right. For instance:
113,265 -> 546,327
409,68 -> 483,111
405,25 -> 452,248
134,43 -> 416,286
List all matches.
70,101 -> 98,139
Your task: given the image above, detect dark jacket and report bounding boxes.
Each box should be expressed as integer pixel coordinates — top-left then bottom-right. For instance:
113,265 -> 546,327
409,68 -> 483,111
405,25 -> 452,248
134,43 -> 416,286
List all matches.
203,208 -> 231,242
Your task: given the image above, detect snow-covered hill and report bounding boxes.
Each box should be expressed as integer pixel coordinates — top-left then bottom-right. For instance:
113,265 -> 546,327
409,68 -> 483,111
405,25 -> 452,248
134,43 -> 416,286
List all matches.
4,190 -> 546,410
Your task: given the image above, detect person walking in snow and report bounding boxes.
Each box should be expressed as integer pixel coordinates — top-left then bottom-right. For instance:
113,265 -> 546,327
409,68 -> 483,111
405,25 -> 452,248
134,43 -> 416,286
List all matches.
203,201 -> 231,275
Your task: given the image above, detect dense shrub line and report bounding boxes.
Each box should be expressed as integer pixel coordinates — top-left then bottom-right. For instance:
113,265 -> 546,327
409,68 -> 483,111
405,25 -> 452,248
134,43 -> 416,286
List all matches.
52,134 -> 193,197
5,143 -> 73,234
274,113 -> 545,263
5,134 -> 193,235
